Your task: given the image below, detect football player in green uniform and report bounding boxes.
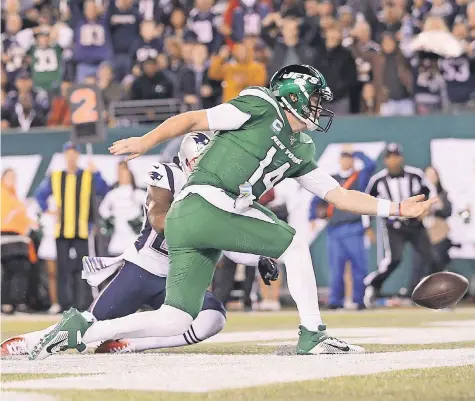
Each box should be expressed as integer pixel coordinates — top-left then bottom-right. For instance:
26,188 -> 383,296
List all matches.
30,64 -> 437,359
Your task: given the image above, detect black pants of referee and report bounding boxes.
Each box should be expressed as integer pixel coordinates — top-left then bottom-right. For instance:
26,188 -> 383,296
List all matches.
56,238 -> 92,311
365,222 -> 440,293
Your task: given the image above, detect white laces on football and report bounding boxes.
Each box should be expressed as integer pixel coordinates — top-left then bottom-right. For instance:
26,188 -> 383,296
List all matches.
110,344 -> 133,353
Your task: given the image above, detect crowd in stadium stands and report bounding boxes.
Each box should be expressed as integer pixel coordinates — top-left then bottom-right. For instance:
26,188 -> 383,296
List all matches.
1,0 -> 475,131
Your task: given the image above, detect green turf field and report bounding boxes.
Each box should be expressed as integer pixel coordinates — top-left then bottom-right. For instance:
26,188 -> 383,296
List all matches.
2,307 -> 475,401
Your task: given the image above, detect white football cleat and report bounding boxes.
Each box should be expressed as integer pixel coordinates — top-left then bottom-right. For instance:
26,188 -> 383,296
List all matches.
364,286 -> 378,309
297,325 -> 365,355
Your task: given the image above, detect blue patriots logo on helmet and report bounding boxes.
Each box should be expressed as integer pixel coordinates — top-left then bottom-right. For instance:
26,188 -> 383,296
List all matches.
178,131 -> 211,177
190,132 -> 210,153
149,171 -> 163,181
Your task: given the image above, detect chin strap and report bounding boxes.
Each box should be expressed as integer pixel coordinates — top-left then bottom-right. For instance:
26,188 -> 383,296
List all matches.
279,97 -> 317,131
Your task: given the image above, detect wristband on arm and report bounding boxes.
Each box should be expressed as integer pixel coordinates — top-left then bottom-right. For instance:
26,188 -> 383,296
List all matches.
377,199 -> 401,217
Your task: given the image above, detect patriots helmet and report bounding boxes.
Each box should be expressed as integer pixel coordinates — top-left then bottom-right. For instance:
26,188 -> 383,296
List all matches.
269,64 -> 334,132
178,131 -> 211,176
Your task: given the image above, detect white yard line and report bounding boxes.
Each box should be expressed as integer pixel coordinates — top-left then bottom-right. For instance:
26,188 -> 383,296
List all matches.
205,322 -> 475,344
2,349 -> 475,392
1,392 -> 58,401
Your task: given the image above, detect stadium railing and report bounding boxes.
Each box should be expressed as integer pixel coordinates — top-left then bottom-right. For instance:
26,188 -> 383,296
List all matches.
109,98 -> 185,126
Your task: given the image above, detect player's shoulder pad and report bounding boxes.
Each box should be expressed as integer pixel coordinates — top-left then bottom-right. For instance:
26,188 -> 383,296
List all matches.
145,162 -> 180,194
236,86 -> 284,121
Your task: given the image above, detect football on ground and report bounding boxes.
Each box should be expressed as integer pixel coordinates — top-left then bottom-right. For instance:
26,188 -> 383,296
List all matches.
412,272 -> 469,309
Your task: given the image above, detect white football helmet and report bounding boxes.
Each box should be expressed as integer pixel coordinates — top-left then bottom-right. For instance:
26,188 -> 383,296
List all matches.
178,132 -> 211,176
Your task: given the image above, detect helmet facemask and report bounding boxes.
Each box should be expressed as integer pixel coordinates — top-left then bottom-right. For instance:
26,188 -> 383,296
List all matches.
281,88 -> 334,132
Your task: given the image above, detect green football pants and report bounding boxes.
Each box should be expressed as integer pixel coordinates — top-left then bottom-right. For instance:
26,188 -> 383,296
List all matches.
164,193 -> 295,318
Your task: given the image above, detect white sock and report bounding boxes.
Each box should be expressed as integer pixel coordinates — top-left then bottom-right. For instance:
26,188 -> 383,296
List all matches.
23,324 -> 57,353
128,309 -> 226,352
279,233 -> 322,332
82,305 -> 193,344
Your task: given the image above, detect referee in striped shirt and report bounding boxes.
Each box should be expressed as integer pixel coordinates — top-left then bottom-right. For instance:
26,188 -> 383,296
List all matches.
363,143 -> 439,307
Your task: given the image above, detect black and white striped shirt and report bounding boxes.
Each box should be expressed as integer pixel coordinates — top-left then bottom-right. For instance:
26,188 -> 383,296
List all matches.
365,166 -> 435,223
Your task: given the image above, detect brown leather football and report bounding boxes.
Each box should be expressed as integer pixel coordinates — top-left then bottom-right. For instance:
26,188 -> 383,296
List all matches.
412,272 -> 469,309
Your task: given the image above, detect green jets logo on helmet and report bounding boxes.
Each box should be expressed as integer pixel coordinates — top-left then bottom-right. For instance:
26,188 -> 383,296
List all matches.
269,64 -> 335,132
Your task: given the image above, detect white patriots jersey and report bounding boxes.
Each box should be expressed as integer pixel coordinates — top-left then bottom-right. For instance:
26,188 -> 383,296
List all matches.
121,162 -> 261,276
122,162 -> 186,277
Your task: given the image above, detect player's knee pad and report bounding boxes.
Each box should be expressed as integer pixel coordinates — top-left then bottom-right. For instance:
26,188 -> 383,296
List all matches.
153,304 -> 193,336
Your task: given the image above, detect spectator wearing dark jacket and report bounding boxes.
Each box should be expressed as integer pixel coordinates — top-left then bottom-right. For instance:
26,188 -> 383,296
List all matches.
106,0 -> 141,80
1,90 -> 47,130
97,62 -> 126,109
163,7 -> 188,41
301,0 -> 323,48
362,0 -> 404,43
313,25 -> 357,115
187,0 -> 222,54
231,0 -> 270,43
178,43 -> 221,109
410,0 -> 432,35
2,14 -> 28,83
375,32 -> 414,116
273,0 -> 305,18
131,57 -> 174,101
132,20 -> 164,70
1,70 -> 49,130
344,20 -> 382,113
262,16 -> 314,79
137,0 -> 164,23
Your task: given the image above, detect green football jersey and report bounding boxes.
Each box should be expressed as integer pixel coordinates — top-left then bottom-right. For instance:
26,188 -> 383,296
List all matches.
187,86 -> 318,199
29,45 -> 63,92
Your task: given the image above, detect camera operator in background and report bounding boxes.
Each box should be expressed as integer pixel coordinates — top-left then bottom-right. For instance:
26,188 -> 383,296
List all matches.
98,161 -> 146,257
